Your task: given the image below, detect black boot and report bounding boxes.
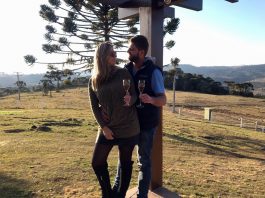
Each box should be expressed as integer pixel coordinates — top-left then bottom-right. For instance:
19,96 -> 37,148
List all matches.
93,163 -> 113,198
112,161 -> 121,196
112,161 -> 134,198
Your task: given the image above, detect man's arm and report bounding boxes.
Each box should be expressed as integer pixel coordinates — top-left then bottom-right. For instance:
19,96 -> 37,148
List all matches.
140,68 -> 167,107
140,93 -> 166,107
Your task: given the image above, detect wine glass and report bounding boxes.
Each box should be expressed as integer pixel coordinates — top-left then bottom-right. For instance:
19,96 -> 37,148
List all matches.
123,79 -> 130,106
136,79 -> 145,108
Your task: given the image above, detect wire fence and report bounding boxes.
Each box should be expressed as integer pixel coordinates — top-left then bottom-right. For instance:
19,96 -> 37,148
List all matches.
166,105 -> 265,132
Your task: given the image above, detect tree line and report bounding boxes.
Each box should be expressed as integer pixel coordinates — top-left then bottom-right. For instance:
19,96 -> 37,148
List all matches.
0,70 -> 255,98
163,68 -> 254,97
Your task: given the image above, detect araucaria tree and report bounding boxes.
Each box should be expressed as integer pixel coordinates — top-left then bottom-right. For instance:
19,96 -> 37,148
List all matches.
25,0 -> 139,73
24,0 -> 179,74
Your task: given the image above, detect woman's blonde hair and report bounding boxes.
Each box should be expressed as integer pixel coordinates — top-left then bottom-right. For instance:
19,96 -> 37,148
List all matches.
91,41 -> 114,90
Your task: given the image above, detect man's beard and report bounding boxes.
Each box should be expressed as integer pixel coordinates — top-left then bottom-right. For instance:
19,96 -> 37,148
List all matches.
129,54 -> 140,62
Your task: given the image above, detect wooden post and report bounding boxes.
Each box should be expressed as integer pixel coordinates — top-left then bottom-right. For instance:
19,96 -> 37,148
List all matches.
172,74 -> 176,113
240,117 -> 243,128
140,7 -> 164,190
204,108 -> 212,121
16,72 -> 21,101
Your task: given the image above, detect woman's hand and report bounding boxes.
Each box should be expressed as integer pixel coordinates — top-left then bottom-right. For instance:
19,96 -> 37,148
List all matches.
124,94 -> 131,106
102,126 -> 114,140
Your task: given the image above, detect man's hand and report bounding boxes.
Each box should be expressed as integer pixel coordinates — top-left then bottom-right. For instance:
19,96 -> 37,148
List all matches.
139,93 -> 153,104
139,93 -> 166,107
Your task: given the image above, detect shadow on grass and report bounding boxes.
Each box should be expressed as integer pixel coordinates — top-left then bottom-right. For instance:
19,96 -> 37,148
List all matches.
40,118 -> 83,127
0,173 -> 34,198
164,133 -> 265,162
3,129 -> 26,133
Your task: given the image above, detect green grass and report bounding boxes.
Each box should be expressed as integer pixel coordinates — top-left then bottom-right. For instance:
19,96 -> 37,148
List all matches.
0,88 -> 265,197
0,110 -> 24,115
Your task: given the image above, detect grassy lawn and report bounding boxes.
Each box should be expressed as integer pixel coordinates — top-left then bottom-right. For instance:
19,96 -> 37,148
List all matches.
0,88 -> 265,197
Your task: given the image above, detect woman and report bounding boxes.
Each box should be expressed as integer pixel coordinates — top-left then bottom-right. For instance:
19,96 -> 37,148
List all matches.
88,41 -> 140,198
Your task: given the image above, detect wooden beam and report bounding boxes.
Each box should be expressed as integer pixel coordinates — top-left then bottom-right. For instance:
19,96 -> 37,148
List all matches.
171,0 -> 203,11
118,6 -> 174,20
118,8 -> 139,19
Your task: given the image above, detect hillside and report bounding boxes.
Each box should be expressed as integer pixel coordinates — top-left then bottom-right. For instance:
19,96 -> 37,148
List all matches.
164,64 -> 265,88
0,73 -> 44,88
1,64 -> 265,88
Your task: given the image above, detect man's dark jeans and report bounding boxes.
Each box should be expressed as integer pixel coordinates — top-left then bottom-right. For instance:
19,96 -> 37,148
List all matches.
137,127 -> 156,198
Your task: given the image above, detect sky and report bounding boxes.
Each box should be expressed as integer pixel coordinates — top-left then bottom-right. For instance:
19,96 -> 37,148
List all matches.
0,0 -> 264,74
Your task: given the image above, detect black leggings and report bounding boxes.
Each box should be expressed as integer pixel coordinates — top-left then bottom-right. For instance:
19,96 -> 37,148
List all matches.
91,143 -> 135,169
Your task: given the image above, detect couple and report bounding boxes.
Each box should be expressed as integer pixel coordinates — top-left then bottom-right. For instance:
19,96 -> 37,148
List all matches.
88,35 -> 167,198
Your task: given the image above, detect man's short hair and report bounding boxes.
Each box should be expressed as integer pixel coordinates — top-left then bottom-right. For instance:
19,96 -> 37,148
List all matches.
130,35 -> 149,56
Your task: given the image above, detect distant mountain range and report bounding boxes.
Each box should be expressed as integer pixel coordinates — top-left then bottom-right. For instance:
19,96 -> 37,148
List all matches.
0,73 -> 44,88
1,64 -> 265,88
164,64 -> 265,89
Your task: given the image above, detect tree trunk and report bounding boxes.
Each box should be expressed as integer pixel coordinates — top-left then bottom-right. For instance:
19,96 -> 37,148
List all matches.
172,73 -> 176,113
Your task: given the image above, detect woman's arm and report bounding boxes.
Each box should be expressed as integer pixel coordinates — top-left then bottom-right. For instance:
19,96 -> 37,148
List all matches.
88,81 -> 114,139
88,81 -> 106,128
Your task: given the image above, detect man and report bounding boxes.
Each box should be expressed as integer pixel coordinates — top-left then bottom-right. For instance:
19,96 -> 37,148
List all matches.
113,35 -> 166,198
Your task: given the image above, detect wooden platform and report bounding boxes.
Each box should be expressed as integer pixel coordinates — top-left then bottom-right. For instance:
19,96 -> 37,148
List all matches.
126,187 -> 180,198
